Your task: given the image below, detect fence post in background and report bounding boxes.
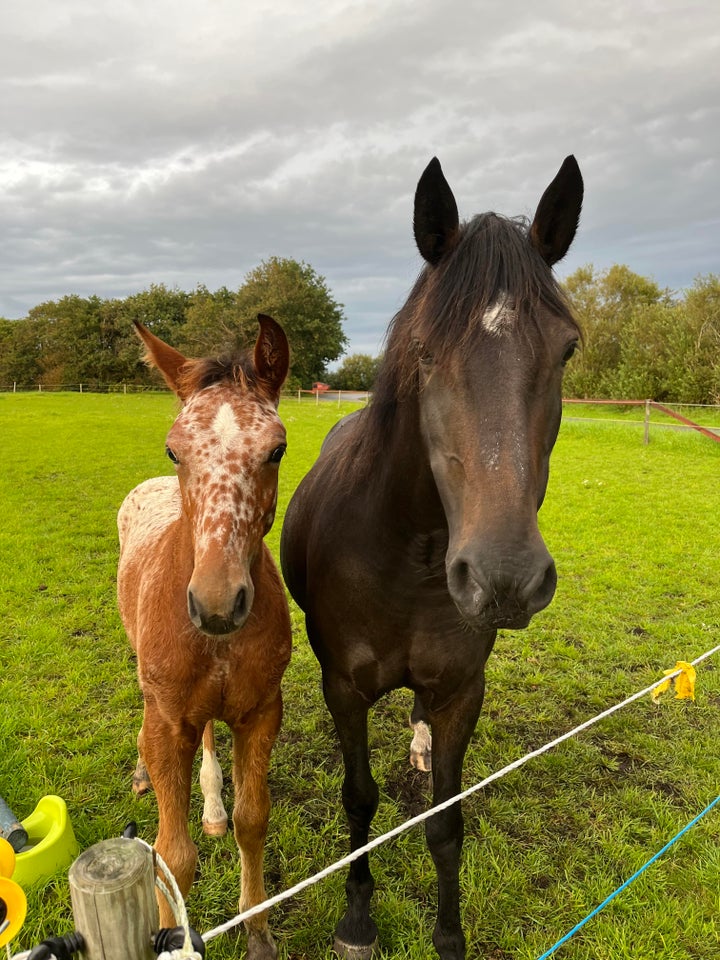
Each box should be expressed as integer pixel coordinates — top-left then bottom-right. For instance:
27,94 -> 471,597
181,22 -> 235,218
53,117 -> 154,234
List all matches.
123,383 -> 127,395
69,837 -> 158,960
79,384 -> 83,394
38,383 -> 42,393
644,399 -> 651,445
315,389 -> 319,406
13,382 -> 16,393
297,389 -> 301,402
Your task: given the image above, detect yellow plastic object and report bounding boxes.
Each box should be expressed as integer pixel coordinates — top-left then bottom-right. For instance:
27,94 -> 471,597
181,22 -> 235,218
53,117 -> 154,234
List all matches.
0,837 -> 14,879
11,796 -> 79,888
0,838 -> 27,948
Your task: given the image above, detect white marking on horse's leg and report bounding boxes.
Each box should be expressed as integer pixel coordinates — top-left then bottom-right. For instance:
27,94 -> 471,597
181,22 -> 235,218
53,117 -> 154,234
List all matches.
200,725 -> 228,836
409,719 -> 432,772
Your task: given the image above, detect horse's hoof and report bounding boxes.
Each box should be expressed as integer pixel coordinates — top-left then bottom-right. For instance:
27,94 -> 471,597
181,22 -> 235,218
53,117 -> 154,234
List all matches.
333,936 -> 378,959
202,817 -> 228,837
409,719 -> 432,772
410,745 -> 432,772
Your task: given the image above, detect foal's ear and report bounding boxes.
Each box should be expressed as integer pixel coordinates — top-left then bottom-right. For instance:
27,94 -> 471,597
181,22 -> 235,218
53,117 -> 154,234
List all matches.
414,157 -> 460,266
529,155 -> 584,267
254,314 -> 290,403
133,320 -> 189,397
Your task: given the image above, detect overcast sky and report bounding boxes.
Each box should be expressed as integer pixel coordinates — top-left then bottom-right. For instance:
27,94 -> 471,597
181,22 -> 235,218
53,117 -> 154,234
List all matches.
1,0 -> 718,357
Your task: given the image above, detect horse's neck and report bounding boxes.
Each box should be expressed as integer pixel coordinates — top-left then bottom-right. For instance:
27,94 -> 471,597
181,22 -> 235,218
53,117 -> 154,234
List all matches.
367,399 -> 444,531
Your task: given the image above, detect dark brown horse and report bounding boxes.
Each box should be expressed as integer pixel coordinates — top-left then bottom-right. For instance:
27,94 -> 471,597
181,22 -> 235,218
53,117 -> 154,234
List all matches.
280,156 -> 583,958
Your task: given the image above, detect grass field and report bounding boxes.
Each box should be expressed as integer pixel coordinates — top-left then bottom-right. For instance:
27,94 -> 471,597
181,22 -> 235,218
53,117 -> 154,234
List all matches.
1,392 -> 719,960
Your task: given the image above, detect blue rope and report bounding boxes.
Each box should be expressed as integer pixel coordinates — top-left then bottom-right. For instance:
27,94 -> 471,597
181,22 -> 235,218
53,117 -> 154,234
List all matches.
536,793 -> 720,959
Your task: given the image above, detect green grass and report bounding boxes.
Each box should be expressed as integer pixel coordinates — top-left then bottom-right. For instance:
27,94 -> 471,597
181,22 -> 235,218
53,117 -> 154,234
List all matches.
1,392 -> 719,960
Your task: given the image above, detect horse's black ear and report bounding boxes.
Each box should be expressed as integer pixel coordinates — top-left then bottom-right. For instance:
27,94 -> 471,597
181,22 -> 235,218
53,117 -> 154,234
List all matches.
413,157 -> 460,265
529,155 -> 583,267
254,314 -> 289,402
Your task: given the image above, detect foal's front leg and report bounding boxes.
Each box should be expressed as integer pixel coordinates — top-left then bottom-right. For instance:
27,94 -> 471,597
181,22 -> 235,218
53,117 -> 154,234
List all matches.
139,703 -> 202,928
230,692 -> 283,960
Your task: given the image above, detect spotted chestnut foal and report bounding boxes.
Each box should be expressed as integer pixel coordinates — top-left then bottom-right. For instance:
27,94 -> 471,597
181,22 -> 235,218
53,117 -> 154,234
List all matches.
117,316 -> 292,960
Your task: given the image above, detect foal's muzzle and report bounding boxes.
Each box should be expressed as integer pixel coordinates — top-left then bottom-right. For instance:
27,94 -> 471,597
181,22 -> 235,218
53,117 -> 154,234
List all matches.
187,584 -> 252,636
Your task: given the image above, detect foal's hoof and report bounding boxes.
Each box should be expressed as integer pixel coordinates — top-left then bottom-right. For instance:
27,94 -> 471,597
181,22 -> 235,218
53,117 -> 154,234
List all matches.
132,776 -> 152,796
202,816 -> 228,837
332,936 -> 378,960
246,928 -> 277,960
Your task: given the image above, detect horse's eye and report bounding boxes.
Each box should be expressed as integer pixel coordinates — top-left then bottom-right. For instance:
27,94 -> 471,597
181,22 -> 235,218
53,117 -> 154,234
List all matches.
268,444 -> 286,464
166,446 -> 180,464
561,342 -> 578,366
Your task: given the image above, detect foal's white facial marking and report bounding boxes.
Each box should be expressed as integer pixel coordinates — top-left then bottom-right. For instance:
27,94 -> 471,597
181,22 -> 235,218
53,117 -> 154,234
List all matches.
177,390 -> 282,561
482,298 -> 515,336
212,402 -> 242,452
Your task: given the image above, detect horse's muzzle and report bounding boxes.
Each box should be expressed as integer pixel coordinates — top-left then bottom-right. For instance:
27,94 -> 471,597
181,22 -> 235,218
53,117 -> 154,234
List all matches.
446,551 -> 557,630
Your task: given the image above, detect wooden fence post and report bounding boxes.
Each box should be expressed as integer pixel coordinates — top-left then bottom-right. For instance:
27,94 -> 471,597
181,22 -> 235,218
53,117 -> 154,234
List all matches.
69,838 -> 158,960
644,399 -> 651,445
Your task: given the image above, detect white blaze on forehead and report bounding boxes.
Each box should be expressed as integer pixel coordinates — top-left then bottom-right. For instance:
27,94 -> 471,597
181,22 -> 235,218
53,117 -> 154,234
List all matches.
211,402 -> 242,450
482,298 -> 515,336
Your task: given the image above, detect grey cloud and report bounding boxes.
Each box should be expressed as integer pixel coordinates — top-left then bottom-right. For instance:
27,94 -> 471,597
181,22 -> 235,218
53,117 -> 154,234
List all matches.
1,0 -> 718,358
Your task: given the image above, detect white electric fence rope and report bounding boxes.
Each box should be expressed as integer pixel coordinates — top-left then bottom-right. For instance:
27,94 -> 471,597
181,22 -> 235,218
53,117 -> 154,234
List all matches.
135,839 -> 202,960
201,642 -> 720,942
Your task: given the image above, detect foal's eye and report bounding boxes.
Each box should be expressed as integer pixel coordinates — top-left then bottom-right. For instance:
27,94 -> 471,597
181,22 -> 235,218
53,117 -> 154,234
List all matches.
268,444 -> 287,464
561,342 -> 578,366
166,446 -> 180,464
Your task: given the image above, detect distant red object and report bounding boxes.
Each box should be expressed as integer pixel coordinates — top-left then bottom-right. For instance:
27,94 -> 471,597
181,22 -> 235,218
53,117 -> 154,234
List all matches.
312,382 -> 330,392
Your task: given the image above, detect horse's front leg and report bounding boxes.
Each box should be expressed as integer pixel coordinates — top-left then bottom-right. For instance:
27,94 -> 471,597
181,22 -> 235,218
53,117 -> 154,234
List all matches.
424,681 -> 486,960
230,692 -> 283,960
324,675 -> 379,960
139,702 -> 202,928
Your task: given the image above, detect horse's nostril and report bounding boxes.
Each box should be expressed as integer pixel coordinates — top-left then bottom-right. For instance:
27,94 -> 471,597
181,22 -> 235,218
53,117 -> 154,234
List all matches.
447,556 -> 490,615
523,560 -> 557,614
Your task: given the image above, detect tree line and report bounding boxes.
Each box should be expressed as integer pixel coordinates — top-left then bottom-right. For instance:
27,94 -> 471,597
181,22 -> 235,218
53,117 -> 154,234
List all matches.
0,257 -> 347,392
0,259 -> 718,403
561,266 -> 719,405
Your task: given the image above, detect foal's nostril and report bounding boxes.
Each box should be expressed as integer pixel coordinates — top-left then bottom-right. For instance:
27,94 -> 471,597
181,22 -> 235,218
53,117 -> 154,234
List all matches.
187,589 -> 201,627
233,588 -> 248,626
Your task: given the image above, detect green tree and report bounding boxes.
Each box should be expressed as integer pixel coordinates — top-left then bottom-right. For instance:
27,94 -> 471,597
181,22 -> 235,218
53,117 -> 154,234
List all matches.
178,285 -> 244,355
24,295 -> 105,386
230,257 -> 348,388
0,317 -> 45,386
328,353 -> 382,391
563,265 -> 671,399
